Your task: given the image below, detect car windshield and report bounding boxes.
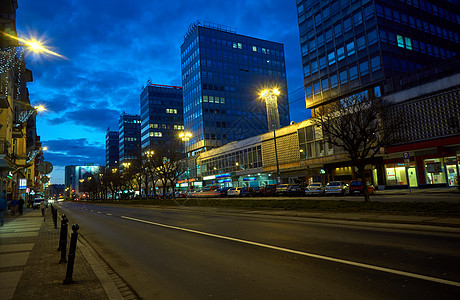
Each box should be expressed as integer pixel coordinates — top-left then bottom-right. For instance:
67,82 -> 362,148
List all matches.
310,183 -> 320,187
350,181 -> 363,186
278,184 -> 288,188
328,182 -> 341,186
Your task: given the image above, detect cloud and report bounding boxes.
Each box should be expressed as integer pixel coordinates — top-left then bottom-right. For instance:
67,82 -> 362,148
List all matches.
42,138 -> 105,167
46,107 -> 121,131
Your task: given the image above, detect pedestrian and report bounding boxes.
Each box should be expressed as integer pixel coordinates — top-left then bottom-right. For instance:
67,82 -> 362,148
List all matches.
0,191 -> 6,226
40,199 -> 46,219
11,198 -> 18,216
18,198 -> 24,215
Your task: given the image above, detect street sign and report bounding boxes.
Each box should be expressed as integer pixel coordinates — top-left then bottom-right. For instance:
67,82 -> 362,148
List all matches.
37,161 -> 53,174
403,152 -> 410,159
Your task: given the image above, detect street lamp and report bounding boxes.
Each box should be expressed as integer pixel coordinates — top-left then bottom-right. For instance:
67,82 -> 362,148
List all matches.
122,162 -> 131,171
260,88 -> 281,184
179,132 -> 192,191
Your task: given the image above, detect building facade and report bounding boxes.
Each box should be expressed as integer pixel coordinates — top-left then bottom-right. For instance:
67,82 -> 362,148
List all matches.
180,22 -> 290,156
296,0 -> 459,113
118,113 -> 141,164
140,83 -> 184,154
105,129 -> 119,169
1,0 -> 44,203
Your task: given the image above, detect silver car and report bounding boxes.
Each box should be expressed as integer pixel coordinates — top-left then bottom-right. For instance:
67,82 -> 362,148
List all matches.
324,181 -> 349,195
305,182 -> 325,196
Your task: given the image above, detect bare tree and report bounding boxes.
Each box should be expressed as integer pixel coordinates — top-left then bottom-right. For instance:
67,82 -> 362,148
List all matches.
315,95 -> 402,202
149,149 -> 186,198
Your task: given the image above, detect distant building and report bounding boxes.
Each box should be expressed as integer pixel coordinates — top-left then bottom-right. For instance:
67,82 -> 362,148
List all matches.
105,129 -> 119,169
140,84 -> 184,154
181,21 -> 290,156
118,113 -> 141,164
65,165 -> 104,197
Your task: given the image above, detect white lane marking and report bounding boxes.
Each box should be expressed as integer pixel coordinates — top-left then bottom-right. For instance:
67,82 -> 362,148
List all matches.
106,213 -> 112,216
121,215 -> 460,288
97,212 -> 101,214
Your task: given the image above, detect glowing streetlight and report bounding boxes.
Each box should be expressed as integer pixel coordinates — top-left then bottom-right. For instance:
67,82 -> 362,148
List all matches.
34,105 -> 46,112
2,32 -> 66,59
42,146 -> 48,151
259,88 -> 281,184
179,132 -> 192,191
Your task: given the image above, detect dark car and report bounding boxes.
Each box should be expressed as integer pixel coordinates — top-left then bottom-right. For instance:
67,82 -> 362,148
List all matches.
252,187 -> 263,197
215,187 -> 232,197
286,184 -> 305,196
349,180 -> 375,195
262,184 -> 278,196
239,187 -> 254,197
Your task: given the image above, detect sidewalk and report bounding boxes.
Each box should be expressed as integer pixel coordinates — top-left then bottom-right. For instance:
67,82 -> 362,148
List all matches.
0,208 -> 125,300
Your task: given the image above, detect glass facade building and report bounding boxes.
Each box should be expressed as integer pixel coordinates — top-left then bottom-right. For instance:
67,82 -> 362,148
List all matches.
181,22 -> 290,156
296,0 -> 460,112
140,84 -> 183,154
105,129 -> 119,168
118,113 -> 141,163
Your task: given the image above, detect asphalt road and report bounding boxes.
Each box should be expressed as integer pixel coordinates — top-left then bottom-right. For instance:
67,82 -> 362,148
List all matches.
59,202 -> 460,299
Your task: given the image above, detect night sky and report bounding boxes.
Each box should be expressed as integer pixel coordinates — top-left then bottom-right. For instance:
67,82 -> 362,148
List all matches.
15,0 -> 310,184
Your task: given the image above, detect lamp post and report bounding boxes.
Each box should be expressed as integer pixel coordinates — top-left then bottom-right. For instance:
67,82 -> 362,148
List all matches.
260,88 -> 281,184
179,132 -> 192,191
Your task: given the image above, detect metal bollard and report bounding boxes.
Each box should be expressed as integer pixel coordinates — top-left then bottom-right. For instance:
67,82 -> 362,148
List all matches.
63,224 -> 79,285
52,206 -> 58,229
58,215 -> 68,263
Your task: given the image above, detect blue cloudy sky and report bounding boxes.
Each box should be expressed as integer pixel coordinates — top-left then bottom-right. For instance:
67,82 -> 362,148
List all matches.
16,0 -> 309,184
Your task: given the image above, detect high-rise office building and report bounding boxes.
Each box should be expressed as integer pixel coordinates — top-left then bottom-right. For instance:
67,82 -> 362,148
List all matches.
181,22 -> 290,155
118,113 -> 141,164
105,129 -> 119,169
296,0 -> 459,113
140,83 -> 184,154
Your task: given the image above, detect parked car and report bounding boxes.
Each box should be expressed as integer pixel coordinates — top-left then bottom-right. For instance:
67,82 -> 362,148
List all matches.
324,181 -> 349,195
215,187 -> 232,197
239,187 -> 254,197
286,184 -> 305,196
349,180 -> 375,195
262,184 -> 278,196
305,182 -> 325,196
175,191 -> 188,198
227,187 -> 242,197
32,198 -> 45,209
252,186 -> 264,197
276,184 -> 290,196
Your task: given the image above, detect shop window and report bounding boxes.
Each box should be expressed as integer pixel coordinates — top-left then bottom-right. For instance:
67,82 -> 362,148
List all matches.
425,159 -> 446,184
385,164 -> 408,185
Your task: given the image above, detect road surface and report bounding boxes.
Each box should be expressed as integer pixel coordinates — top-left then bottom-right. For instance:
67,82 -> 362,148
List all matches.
59,202 -> 460,299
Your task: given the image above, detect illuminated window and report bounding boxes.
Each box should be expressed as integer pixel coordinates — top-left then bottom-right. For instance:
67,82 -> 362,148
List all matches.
252,46 -> 257,52
166,109 -> 177,114
397,35 -> 404,48
347,41 -> 355,56
150,132 -> 162,137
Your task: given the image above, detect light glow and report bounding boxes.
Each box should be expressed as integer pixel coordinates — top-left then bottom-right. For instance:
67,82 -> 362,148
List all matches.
2,32 -> 66,59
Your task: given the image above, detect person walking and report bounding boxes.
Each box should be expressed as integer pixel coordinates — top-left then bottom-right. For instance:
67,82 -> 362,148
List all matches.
11,198 -> 18,216
18,198 -> 24,215
40,199 -> 46,220
0,191 -> 6,226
